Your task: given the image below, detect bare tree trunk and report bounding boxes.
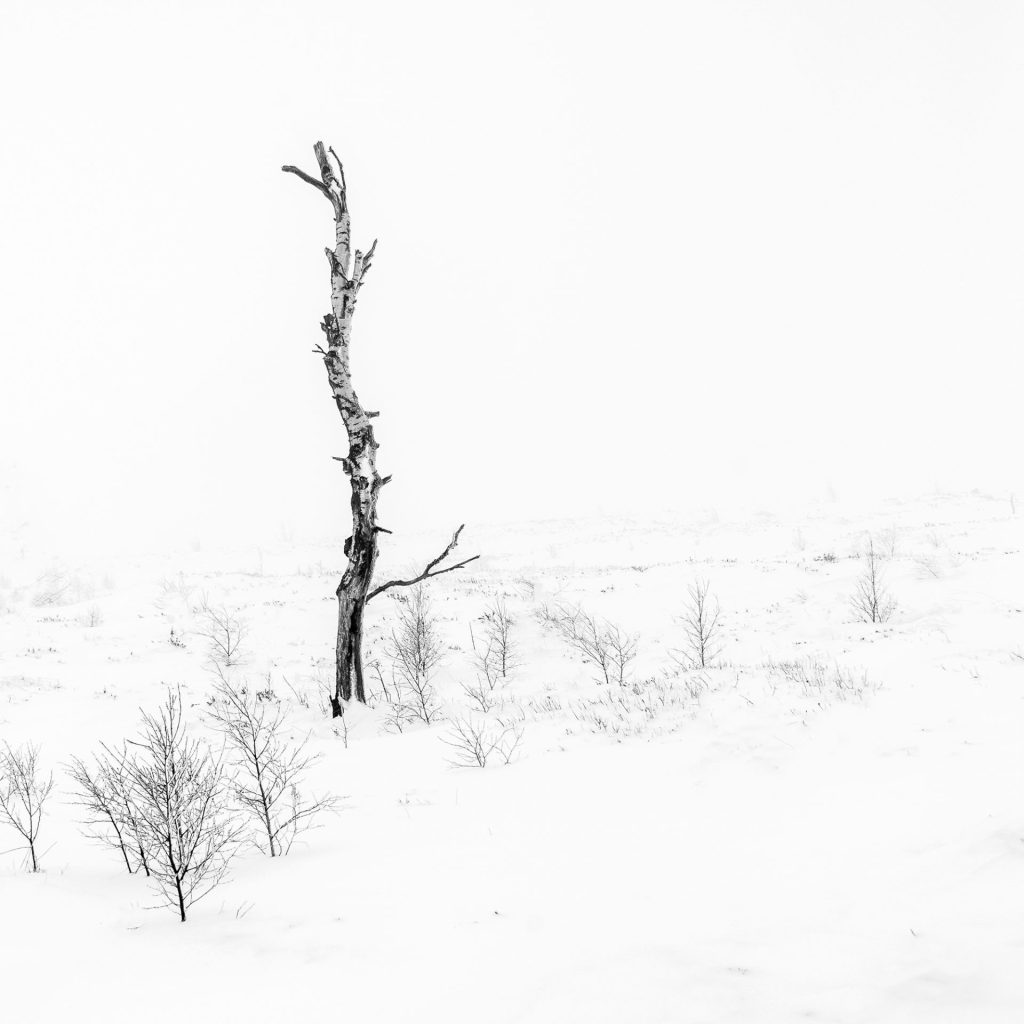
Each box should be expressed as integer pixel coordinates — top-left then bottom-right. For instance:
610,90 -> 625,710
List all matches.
283,143 -> 380,708
284,143 -> 479,713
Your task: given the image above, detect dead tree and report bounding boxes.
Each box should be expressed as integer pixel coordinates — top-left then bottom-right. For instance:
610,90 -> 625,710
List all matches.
283,142 -> 478,713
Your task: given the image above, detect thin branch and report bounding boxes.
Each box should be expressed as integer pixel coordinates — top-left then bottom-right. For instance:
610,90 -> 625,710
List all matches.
328,147 -> 347,192
355,238 -> 378,286
368,525 -> 479,601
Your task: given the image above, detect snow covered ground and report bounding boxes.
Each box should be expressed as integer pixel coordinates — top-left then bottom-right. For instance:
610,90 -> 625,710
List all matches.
1,491 -> 1022,1022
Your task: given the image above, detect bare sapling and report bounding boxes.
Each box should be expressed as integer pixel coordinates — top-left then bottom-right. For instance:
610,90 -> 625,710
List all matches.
442,713 -> 525,768
851,535 -> 897,624
461,675 -> 500,714
0,743 -> 55,872
197,602 -> 246,668
207,673 -> 336,856
468,622 -> 501,693
482,596 -> 518,679
67,747 -> 151,875
463,600 -> 516,712
382,586 -> 446,726
542,603 -> 637,686
120,688 -> 242,921
674,578 -> 723,669
879,526 -> 899,560
366,656 -> 393,706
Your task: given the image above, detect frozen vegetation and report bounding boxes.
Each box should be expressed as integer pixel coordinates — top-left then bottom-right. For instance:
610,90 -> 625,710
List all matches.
0,491 -> 1022,1021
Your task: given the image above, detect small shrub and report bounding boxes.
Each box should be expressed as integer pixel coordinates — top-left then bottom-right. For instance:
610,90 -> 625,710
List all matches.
851,535 -> 896,624
442,713 -> 525,768
117,689 -> 242,920
540,603 -> 637,686
381,586 -> 445,728
80,605 -> 103,628
0,743 -> 55,872
673,578 -> 722,669
67,747 -> 151,876
480,595 -> 519,680
197,603 -> 247,668
207,674 -> 336,856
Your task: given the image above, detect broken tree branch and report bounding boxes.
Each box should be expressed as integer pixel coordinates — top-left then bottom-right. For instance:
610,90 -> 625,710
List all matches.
328,147 -> 346,191
353,238 -> 378,286
368,525 -> 479,601
281,164 -> 332,199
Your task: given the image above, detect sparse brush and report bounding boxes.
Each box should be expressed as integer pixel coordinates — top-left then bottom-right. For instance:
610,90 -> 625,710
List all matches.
540,603 -> 637,686
525,694 -> 564,717
569,676 -> 693,737
0,742 -> 55,872
763,657 -> 873,703
913,553 -> 943,580
442,713 -> 525,768
284,666 -> 332,719
158,572 -> 196,606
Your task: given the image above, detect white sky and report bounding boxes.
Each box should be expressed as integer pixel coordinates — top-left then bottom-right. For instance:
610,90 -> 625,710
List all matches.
2,0 -> 1022,557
